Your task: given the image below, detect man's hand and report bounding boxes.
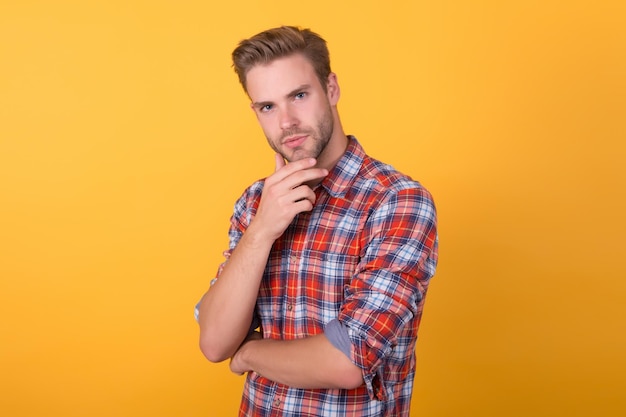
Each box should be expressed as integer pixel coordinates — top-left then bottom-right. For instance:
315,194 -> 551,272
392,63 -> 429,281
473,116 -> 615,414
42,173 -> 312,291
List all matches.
230,331 -> 262,375
250,154 -> 328,242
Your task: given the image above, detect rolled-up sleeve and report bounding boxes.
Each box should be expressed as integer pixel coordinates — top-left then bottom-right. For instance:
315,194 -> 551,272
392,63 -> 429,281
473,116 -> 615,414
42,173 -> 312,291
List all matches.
338,186 -> 438,400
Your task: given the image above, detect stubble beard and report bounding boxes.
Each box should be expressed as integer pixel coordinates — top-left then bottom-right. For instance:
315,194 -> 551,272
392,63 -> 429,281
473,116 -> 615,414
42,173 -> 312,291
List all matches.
269,107 -> 334,163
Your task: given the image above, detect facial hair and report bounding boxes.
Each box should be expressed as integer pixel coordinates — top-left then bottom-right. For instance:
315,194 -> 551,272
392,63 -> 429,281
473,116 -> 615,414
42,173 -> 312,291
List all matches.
267,104 -> 334,163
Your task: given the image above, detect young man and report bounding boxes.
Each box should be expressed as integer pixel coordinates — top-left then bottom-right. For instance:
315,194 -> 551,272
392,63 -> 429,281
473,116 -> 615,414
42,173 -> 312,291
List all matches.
196,26 -> 438,416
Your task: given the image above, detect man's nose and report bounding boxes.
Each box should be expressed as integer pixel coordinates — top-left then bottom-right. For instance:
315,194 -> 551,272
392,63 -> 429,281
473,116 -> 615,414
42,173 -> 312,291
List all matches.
279,106 -> 298,129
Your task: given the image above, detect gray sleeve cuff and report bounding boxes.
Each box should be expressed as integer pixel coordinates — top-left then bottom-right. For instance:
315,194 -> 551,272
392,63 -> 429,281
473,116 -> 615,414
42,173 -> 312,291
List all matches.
324,319 -> 352,359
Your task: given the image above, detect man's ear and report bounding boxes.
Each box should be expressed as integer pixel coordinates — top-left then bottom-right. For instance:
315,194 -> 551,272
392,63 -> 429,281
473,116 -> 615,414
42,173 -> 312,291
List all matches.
248,102 -> 262,120
249,102 -> 259,115
327,73 -> 341,105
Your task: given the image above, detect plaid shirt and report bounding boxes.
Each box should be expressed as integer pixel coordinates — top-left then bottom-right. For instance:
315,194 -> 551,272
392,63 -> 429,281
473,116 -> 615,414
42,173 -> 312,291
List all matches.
218,137 -> 438,417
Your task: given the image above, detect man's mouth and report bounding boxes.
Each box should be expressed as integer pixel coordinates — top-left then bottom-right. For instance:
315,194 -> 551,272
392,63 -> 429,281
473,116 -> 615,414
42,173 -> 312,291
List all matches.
283,135 -> 307,148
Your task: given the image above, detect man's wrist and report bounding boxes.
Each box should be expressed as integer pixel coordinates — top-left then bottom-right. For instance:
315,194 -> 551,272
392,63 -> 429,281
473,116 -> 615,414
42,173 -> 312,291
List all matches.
237,338 -> 259,374
243,221 -> 276,250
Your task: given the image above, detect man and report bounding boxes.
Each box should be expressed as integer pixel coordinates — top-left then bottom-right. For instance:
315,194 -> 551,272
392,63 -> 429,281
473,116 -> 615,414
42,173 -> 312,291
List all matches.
196,26 -> 438,416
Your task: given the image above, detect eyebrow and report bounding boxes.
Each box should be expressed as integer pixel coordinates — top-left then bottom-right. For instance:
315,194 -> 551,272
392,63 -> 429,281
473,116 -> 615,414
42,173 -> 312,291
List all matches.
252,84 -> 311,109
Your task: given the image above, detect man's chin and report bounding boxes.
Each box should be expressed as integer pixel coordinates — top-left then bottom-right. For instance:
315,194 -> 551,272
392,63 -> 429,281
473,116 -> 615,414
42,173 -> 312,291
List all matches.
285,149 -> 315,163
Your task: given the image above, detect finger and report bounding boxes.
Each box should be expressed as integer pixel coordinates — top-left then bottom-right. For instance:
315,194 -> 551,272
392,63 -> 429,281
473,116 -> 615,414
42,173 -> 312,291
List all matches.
269,157 -> 317,183
274,153 -> 286,172
291,196 -> 315,214
286,185 -> 317,205
282,168 -> 329,190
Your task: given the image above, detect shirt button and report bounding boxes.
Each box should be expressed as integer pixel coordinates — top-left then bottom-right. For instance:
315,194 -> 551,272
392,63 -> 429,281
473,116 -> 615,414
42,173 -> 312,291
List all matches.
290,255 -> 298,263
273,398 -> 281,407
287,304 -> 293,311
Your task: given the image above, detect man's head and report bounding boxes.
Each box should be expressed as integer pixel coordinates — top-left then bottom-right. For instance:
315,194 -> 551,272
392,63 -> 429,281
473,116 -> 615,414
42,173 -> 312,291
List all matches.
232,26 -> 331,95
231,26 -> 346,167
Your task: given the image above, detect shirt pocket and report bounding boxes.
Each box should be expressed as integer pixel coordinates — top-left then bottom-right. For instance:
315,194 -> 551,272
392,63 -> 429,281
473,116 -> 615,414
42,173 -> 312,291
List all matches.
304,249 -> 360,325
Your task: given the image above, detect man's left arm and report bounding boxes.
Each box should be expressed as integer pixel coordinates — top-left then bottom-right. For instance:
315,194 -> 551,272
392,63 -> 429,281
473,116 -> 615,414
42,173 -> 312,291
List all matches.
230,332 -> 364,390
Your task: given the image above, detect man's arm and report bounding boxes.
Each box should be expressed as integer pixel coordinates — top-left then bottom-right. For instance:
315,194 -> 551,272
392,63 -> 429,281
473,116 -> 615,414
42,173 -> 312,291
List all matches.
197,222 -> 274,362
198,155 -> 328,362
230,333 -> 364,390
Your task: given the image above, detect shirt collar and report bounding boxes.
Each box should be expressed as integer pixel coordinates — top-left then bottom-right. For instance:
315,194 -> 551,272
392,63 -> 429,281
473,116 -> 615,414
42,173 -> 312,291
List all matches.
319,135 -> 365,198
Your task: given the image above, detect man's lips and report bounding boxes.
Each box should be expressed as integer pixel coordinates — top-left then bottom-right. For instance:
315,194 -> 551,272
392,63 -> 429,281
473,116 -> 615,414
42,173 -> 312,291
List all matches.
282,135 -> 307,148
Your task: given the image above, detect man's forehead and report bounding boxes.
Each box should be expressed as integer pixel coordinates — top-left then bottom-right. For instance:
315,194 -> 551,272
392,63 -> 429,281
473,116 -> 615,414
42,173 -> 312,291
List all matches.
246,54 -> 319,99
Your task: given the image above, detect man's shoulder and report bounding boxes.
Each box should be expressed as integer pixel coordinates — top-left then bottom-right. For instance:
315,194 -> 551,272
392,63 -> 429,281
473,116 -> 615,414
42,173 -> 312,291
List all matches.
232,178 -> 266,213
342,137 -> 428,200
359,153 -> 425,195
246,178 -> 266,195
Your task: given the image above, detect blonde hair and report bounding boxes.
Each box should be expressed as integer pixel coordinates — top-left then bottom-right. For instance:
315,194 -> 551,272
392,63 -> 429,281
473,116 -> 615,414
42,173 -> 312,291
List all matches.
232,26 -> 331,93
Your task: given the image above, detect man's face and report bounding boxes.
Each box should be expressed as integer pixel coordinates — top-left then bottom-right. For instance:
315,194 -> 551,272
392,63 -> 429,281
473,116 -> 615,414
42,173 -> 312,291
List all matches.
246,54 -> 337,163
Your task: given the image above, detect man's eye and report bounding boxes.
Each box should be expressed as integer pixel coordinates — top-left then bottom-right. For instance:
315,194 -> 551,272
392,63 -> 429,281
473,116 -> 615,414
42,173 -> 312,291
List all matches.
261,105 -> 272,112
295,92 -> 306,99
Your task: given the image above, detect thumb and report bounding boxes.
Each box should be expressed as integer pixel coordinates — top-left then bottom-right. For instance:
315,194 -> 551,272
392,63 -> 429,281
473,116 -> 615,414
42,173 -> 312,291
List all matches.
274,153 -> 286,172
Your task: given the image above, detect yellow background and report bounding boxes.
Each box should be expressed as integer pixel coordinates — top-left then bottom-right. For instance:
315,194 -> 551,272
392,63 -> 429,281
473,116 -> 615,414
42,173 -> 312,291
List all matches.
1,1 -> 624,416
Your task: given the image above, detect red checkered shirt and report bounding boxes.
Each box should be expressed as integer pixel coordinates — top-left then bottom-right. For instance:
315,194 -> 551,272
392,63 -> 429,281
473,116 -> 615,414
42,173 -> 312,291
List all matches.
217,137 -> 438,416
